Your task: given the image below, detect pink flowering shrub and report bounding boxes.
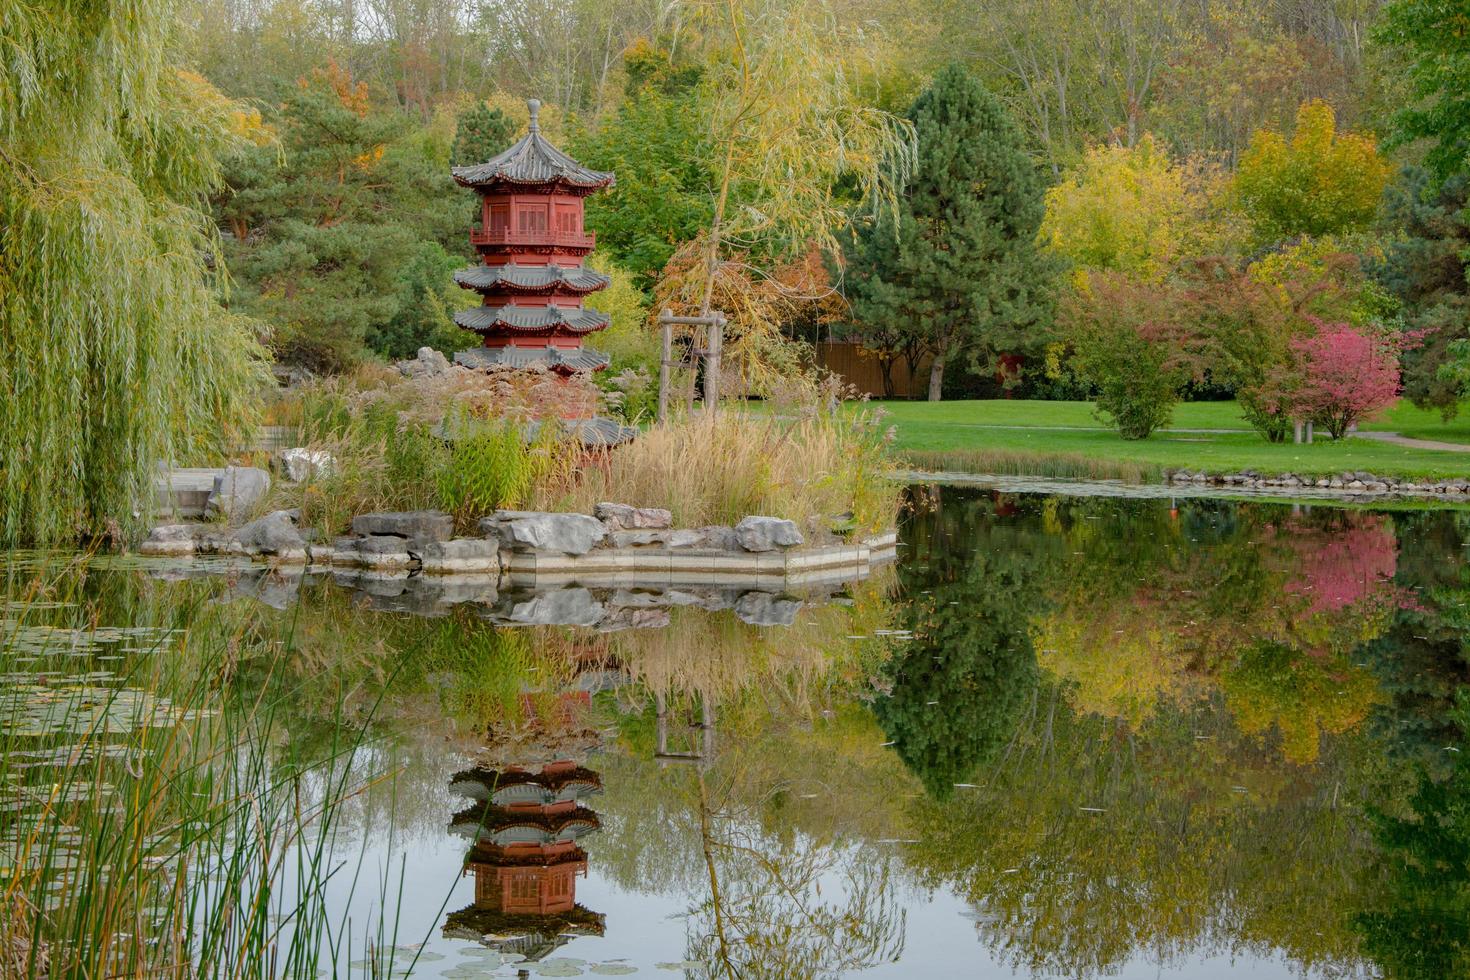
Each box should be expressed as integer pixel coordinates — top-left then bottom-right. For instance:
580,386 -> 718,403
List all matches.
1266,321 -> 1402,439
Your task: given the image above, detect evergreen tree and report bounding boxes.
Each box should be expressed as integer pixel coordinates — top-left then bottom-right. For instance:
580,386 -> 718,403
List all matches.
217,65 -> 466,370
451,102 -> 515,167
1375,169 -> 1470,416
0,0 -> 268,544
839,64 -> 1054,401
1375,0 -> 1470,184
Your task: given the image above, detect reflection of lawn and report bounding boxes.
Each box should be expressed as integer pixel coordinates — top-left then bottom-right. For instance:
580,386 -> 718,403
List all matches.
851,399 -> 1470,480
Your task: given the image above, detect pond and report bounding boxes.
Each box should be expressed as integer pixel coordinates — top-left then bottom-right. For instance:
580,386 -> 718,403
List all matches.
3,485 -> 1468,979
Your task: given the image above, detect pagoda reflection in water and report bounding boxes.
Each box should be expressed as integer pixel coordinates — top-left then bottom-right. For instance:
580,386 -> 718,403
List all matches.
443,761 -> 605,961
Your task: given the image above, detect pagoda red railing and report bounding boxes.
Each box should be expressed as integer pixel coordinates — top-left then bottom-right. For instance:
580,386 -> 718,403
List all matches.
470,227 -> 596,249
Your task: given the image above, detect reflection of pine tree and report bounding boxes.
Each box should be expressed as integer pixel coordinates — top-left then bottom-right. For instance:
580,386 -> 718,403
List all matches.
1355,692 -> 1470,979
1364,512 -> 1470,765
875,499 -> 1044,799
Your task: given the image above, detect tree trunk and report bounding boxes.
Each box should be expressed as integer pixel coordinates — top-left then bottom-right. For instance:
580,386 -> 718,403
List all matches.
927,354 -> 945,402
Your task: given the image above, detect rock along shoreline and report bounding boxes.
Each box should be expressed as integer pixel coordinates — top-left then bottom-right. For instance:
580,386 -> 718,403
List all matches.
140,505 -> 898,591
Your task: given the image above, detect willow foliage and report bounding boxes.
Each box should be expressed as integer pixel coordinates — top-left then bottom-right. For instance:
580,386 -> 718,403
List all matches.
0,0 -> 269,545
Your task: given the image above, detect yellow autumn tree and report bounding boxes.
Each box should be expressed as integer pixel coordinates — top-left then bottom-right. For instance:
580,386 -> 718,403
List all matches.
1040,135 -> 1211,282
1231,99 -> 1391,246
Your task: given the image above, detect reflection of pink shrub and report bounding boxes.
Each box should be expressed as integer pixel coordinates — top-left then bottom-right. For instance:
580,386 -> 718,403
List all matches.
1286,518 -> 1397,614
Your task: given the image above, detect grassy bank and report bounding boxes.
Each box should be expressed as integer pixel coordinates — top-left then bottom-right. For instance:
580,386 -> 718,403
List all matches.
872,399 -> 1470,481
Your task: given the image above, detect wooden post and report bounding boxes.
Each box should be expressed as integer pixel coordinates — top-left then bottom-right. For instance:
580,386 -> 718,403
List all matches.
656,309 -> 727,422
703,314 -> 723,414
1305,420 -> 1314,444
1293,419 -> 1304,444
658,308 -> 673,425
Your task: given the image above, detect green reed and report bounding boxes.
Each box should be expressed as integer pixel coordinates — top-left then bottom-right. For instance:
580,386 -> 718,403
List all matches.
0,557 -> 414,978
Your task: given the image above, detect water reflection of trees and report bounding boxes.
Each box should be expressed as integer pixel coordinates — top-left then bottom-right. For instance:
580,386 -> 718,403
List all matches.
882,489 -> 1446,976
1354,693 -> 1470,979
873,510 -> 1047,798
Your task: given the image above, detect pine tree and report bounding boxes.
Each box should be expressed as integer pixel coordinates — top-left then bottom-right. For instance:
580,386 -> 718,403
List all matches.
840,64 -> 1054,401
451,102 -> 515,167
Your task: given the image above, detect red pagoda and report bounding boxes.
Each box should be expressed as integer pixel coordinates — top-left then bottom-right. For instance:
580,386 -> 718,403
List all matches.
443,761 -> 605,958
450,99 -> 615,375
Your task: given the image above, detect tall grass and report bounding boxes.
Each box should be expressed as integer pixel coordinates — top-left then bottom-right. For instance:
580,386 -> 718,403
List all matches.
0,558 -> 413,977
269,379 -> 580,536
544,410 -> 900,534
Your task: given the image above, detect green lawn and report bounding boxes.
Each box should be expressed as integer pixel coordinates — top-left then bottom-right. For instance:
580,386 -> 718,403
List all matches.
860,399 -> 1470,481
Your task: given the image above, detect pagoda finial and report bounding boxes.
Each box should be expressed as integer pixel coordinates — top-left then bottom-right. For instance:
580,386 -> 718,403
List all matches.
527,98 -> 541,134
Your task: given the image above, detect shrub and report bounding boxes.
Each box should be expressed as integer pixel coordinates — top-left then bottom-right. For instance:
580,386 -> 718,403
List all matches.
1063,273 -> 1202,439
1265,321 -> 1402,439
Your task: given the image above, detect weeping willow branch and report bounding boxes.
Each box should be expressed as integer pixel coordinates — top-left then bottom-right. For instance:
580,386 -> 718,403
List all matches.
0,0 -> 270,545
666,0 -> 915,379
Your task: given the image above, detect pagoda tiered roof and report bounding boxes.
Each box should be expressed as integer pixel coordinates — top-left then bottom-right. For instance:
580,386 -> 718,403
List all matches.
453,263 -> 610,294
449,804 -> 601,844
442,905 -> 606,952
454,305 -> 610,335
450,765 -> 604,802
450,101 -> 614,191
454,346 -> 611,373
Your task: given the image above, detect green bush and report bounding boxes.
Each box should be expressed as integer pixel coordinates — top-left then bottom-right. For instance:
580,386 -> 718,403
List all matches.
1064,273 -> 1201,439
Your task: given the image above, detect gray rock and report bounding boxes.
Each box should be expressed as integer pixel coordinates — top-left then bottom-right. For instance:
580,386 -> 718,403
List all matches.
501,588 -> 604,626
357,570 -> 410,596
415,537 -> 500,574
608,588 -> 708,609
396,346 -> 452,378
734,591 -> 802,626
733,516 -> 803,552
595,502 -> 673,530
668,528 -> 712,548
481,511 -> 606,555
351,510 -> 454,542
224,569 -> 302,610
608,530 -> 673,548
231,510 -> 307,560
140,524 -> 206,556
598,607 -> 672,632
356,534 -> 416,568
206,466 -> 271,521
276,447 -> 333,483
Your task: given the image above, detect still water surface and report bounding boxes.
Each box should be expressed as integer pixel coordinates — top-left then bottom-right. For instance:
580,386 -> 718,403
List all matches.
9,486 -> 1470,978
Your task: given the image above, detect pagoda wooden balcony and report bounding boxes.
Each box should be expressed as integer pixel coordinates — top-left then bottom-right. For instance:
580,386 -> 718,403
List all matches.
471,227 -> 596,249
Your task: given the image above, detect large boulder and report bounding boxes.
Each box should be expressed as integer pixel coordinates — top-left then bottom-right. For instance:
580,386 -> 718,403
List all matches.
206,466 -> 271,521
500,588 -> 604,626
734,591 -> 802,626
415,537 -> 500,574
396,346 -> 452,378
276,447 -> 333,483
733,516 -> 803,552
356,534 -> 416,569
480,511 -> 606,555
595,502 -> 673,531
351,510 -> 454,542
231,510 -> 307,561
